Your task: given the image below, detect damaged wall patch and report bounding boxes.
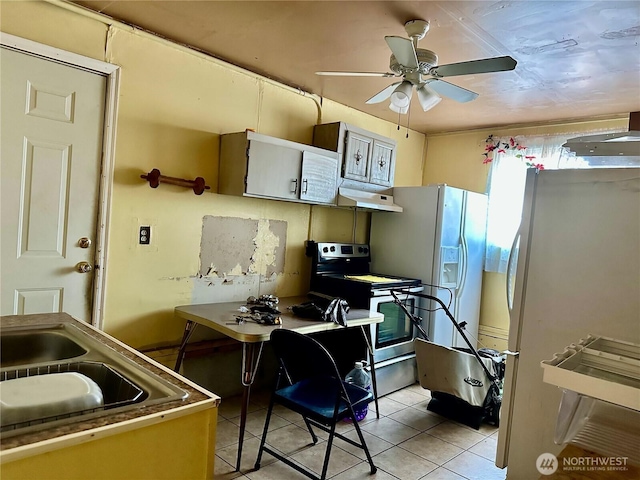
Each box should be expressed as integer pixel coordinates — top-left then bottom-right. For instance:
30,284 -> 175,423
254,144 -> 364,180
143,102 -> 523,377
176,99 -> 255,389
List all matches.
200,216 -> 286,277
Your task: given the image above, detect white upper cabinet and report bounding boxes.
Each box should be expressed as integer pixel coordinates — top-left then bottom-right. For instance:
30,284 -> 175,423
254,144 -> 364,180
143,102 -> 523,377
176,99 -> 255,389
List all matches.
369,139 -> 395,187
219,131 -> 340,205
245,140 -> 302,200
343,131 -> 373,183
313,122 -> 397,189
299,151 -> 340,204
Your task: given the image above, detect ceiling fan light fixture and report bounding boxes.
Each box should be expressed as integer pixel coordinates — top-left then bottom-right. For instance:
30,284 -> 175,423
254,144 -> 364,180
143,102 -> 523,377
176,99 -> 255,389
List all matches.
390,81 -> 413,109
417,84 -> 442,111
389,102 -> 409,114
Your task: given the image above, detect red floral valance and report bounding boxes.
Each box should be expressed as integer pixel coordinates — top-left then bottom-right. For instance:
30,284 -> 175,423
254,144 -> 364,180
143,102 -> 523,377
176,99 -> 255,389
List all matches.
483,135 -> 544,169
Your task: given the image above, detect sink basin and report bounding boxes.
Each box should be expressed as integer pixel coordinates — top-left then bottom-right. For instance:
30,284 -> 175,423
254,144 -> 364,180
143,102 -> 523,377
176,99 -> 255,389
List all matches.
1,328 -> 88,368
0,322 -> 188,437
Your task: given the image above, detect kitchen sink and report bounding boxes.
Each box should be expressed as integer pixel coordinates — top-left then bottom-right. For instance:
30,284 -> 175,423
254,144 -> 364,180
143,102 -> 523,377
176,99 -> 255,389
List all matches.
0,323 -> 188,437
1,328 -> 88,368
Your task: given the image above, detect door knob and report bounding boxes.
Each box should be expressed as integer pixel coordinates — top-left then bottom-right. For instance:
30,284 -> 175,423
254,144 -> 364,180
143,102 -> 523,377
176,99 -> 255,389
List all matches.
78,237 -> 92,248
76,262 -> 93,273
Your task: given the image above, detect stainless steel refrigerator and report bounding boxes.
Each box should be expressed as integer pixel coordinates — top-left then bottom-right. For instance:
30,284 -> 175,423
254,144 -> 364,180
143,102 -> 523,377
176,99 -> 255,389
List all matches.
496,168 -> 640,478
370,185 -> 488,349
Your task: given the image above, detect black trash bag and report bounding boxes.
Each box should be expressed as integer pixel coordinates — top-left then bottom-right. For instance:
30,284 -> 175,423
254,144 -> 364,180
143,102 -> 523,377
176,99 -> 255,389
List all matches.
290,302 -> 325,320
482,382 -> 502,426
290,297 -> 350,326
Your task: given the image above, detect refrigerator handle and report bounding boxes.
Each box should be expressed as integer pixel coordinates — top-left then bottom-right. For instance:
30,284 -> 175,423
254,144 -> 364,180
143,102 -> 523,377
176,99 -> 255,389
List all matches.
506,231 -> 521,312
457,192 -> 469,294
458,240 -> 468,294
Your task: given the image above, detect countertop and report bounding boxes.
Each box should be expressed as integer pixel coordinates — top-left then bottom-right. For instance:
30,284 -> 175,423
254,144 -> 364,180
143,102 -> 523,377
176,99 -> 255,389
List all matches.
0,313 -> 219,460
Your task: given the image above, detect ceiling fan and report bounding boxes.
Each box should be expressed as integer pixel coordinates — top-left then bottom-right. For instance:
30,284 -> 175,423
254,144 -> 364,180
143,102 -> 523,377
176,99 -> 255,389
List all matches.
316,20 -> 517,114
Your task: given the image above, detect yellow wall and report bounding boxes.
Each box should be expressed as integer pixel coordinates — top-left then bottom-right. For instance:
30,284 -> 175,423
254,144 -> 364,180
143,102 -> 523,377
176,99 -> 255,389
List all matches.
3,1 -> 628,350
423,117 -> 629,335
1,1 -> 425,349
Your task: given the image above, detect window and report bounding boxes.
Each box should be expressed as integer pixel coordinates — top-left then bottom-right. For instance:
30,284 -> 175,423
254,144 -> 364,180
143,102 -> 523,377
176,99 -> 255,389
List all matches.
483,131 -> 621,273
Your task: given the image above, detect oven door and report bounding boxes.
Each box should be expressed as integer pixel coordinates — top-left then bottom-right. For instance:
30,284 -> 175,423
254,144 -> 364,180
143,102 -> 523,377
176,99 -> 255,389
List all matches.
369,293 -> 421,363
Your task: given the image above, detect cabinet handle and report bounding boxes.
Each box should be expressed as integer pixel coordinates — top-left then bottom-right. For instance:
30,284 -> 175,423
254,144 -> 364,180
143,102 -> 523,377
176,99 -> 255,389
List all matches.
378,158 -> 386,169
291,179 -> 298,194
355,150 -> 362,165
302,179 -> 308,194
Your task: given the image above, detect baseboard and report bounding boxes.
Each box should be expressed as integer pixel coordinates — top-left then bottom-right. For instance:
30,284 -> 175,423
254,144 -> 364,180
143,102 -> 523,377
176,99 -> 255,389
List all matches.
139,346 -> 180,370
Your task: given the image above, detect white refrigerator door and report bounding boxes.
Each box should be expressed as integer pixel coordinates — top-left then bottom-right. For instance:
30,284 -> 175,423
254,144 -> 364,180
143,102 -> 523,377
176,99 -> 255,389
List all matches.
497,168 -> 640,479
429,186 -> 464,346
495,170 -> 537,468
452,190 -> 488,348
508,169 -> 538,353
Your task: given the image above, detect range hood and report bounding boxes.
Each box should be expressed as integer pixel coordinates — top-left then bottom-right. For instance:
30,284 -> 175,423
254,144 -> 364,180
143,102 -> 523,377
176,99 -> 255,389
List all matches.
563,112 -> 640,167
337,187 -> 403,212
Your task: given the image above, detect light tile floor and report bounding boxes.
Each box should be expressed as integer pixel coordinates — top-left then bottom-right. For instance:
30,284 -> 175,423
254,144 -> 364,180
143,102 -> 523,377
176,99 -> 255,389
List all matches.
213,383 -> 506,480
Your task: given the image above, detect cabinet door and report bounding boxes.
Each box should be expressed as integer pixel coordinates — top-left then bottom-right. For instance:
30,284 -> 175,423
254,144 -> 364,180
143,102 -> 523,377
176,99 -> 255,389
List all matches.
343,131 -> 372,182
246,140 -> 301,200
369,139 -> 395,186
300,151 -> 338,204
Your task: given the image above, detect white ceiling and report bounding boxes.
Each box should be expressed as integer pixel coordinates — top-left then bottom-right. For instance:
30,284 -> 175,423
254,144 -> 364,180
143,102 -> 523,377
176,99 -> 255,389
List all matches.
73,1 -> 640,134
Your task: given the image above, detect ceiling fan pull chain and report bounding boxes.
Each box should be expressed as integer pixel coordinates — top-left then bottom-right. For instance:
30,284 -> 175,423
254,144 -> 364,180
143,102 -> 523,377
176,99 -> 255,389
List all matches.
406,105 -> 411,139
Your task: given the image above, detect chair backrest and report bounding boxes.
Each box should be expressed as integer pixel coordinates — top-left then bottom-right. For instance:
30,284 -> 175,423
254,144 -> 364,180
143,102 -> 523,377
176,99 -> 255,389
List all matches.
270,329 -> 341,385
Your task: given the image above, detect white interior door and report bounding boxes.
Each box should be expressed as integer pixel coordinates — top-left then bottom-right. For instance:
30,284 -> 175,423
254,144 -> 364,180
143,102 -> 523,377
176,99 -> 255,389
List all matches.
1,47 -> 106,321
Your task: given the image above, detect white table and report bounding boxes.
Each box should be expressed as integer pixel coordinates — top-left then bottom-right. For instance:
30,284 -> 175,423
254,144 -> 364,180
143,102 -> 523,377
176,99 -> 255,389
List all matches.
174,296 -> 384,471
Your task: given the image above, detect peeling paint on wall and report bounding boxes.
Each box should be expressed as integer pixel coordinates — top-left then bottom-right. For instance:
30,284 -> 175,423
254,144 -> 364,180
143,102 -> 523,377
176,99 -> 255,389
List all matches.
249,219 -> 286,277
200,216 -> 258,276
199,216 -> 287,278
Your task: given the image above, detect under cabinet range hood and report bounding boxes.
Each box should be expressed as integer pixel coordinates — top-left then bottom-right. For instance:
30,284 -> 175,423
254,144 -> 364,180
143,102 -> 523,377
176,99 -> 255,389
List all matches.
563,131 -> 640,167
337,187 -> 403,212
563,112 -> 640,167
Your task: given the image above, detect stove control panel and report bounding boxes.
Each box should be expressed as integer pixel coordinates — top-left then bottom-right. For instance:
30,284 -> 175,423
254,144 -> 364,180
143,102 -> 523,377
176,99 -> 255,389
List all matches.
310,242 -> 370,260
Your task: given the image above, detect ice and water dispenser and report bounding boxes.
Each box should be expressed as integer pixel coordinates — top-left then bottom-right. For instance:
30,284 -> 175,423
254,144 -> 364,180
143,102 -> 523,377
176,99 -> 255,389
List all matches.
439,246 -> 460,288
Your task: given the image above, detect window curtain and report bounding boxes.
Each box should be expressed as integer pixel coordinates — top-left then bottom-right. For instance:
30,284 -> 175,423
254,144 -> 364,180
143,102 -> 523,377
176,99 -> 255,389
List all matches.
483,131 -> 620,273
484,145 -> 528,273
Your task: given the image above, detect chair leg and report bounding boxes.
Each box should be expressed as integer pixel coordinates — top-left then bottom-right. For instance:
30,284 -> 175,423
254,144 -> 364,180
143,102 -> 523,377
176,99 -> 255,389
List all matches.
254,394 -> 276,471
320,421 -> 337,480
302,416 -> 318,444
350,406 -> 377,474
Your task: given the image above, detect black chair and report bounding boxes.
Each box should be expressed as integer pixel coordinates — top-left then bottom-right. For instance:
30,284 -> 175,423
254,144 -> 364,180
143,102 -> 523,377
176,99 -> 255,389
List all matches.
254,329 -> 377,480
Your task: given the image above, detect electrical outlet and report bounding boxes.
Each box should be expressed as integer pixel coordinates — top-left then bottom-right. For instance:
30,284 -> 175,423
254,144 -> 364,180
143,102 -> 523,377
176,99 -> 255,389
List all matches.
139,226 -> 151,245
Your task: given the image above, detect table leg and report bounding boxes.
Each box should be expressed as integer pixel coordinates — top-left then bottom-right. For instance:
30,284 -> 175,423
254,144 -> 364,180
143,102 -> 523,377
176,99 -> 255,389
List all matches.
174,320 -> 197,372
360,325 -> 380,419
236,341 -> 264,471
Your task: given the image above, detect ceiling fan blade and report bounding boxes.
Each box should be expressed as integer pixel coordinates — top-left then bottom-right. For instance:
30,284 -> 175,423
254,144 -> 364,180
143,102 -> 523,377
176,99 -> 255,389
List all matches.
426,79 -> 478,103
385,36 -> 418,69
365,82 -> 402,104
430,56 -> 517,78
316,71 -> 396,77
